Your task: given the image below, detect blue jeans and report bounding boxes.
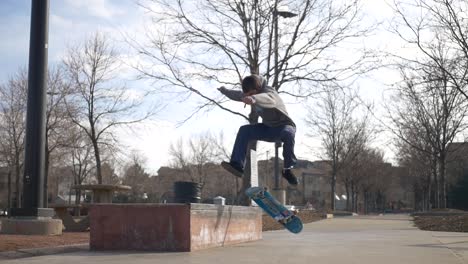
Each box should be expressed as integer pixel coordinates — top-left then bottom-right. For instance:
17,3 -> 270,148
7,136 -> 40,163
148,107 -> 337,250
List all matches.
231,123 -> 297,169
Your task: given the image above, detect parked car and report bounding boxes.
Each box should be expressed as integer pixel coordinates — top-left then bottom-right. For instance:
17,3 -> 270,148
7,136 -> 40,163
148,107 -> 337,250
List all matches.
0,208 -> 8,217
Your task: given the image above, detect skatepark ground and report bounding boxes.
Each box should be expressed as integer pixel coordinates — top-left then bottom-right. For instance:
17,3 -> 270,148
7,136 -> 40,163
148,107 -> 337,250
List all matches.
1,214 -> 467,263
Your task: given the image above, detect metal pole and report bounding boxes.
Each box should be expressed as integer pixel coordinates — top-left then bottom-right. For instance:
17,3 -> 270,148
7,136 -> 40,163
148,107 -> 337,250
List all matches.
273,4 -> 280,190
274,141 -> 281,189
12,0 -> 52,217
272,6 -> 297,89
273,8 -> 279,89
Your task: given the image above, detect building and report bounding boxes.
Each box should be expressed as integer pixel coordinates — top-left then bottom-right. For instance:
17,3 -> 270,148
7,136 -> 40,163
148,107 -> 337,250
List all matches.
0,167 -> 9,208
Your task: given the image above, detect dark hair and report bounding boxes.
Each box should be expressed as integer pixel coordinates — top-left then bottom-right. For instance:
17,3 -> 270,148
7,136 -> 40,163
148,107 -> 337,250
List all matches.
242,75 -> 262,93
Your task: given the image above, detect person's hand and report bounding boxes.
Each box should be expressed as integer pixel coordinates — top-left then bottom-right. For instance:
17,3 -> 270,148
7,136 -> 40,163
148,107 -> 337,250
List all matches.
217,86 -> 227,94
242,96 -> 255,105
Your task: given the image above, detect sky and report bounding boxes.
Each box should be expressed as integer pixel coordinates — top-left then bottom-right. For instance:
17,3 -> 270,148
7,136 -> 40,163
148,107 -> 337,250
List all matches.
0,0 -> 401,174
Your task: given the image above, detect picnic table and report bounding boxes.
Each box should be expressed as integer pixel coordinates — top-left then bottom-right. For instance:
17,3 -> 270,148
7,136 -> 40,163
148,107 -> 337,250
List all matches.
49,203 -> 89,232
50,184 -> 131,231
72,184 -> 132,203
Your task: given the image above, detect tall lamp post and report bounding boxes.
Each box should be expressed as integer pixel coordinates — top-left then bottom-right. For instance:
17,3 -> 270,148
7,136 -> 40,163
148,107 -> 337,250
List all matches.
1,0 -> 62,235
12,0 -> 52,217
271,6 -> 297,205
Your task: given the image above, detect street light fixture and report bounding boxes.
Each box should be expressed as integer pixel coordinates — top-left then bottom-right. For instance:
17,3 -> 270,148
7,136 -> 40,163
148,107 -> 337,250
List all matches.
277,10 -> 298,18
272,7 -> 297,89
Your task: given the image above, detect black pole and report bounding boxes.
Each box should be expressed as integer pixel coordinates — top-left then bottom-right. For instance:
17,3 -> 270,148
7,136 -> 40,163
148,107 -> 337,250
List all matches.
273,8 -> 279,89
11,0 -> 53,217
274,141 -> 281,189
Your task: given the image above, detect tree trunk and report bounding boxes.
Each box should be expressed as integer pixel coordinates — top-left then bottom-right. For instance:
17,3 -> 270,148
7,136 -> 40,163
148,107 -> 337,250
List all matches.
413,186 -> 417,211
362,190 -> 365,214
422,192 -> 426,211
354,190 -> 359,213
7,170 -> 11,209
74,176 -> 82,216
438,154 -> 447,209
345,179 -> 350,211
422,185 -> 428,211
92,138 -> 102,184
432,155 -> 440,209
351,181 -> 355,212
14,154 -> 21,208
426,170 -> 432,211
330,160 -> 337,211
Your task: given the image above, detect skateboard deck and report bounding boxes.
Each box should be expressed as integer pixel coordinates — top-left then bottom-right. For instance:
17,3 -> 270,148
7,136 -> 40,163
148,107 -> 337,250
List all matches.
246,186 -> 303,234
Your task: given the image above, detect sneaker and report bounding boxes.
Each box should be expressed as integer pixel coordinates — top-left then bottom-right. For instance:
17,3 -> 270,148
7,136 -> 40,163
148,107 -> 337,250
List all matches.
221,161 -> 244,178
282,169 -> 298,185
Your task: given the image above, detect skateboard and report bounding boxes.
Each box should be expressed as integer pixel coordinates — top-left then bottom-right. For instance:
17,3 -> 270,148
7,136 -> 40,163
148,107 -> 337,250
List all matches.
246,186 -> 303,234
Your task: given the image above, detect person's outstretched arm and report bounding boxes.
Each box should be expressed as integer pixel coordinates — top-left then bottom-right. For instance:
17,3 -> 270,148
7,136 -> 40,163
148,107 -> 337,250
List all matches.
218,86 -> 243,102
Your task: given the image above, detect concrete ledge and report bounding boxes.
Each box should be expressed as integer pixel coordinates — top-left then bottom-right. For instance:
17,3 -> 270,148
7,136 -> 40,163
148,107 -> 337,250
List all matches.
0,243 -> 88,261
412,211 -> 468,217
333,212 -> 354,217
89,203 -> 262,252
0,218 -> 62,235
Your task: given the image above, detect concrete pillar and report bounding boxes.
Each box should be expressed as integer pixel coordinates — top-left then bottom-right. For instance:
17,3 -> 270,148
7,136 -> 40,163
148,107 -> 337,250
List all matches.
270,189 -> 286,205
1,217 -> 62,235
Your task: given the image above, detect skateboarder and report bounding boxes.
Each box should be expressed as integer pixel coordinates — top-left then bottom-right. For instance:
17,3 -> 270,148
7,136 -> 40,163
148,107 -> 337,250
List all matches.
218,74 -> 298,185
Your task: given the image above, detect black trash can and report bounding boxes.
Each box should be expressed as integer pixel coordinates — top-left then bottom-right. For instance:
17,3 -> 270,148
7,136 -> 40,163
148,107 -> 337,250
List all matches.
174,181 -> 201,203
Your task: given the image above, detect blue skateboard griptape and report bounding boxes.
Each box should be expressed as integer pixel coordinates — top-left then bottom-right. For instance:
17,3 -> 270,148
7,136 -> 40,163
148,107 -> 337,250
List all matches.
249,189 -> 293,220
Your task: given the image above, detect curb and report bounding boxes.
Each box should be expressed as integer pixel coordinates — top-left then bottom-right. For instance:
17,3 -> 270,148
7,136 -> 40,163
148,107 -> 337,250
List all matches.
412,212 -> 468,217
0,243 -> 88,260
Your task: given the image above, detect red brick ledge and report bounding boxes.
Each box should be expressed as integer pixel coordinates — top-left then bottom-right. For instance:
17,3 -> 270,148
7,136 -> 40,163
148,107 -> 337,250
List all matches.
89,203 -> 262,252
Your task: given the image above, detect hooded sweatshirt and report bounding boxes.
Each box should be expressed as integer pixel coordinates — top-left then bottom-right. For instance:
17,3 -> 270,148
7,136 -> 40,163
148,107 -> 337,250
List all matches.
221,76 -> 296,128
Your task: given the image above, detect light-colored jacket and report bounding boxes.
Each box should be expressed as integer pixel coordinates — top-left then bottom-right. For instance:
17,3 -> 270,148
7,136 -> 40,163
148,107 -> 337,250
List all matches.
221,76 -> 296,128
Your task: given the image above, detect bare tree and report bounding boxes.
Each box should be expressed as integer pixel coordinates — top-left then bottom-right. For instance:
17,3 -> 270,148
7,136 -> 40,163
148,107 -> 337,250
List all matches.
396,131 -> 433,211
305,87 -> 370,210
63,32 -> 152,184
392,0 -> 468,100
0,69 -> 28,208
386,0 -> 468,209
0,67 -> 79,207
169,132 -> 219,188
356,148 -> 389,213
132,0 -> 374,121
43,66 -> 74,205
67,127 -> 94,207
122,151 -> 151,202
338,124 -> 373,212
168,131 -> 243,203
210,131 -> 245,201
130,0 -> 374,205
211,131 -> 232,161
100,162 -> 121,185
386,55 -> 468,209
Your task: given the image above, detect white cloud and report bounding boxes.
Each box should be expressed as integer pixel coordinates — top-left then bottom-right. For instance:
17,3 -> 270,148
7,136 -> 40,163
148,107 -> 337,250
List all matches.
64,0 -> 125,19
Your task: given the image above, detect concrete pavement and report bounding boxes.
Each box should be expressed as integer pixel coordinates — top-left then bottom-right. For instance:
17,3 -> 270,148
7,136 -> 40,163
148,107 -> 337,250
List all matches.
1,214 -> 467,264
